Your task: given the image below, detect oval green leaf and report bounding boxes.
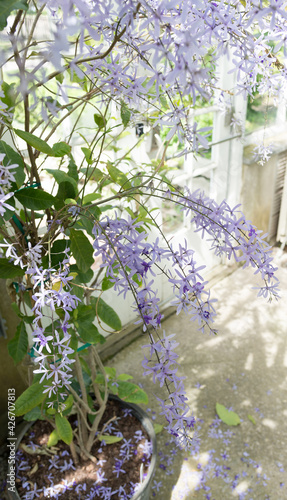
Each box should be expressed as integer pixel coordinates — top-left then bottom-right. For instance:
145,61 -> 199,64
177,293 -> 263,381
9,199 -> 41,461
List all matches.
7,321 -> 28,365
216,403 -> 241,426
70,228 -> 94,273
98,435 -> 123,444
15,382 -> 46,416
47,429 -> 59,447
0,258 -> 25,279
15,188 -> 55,210
55,414 -> 73,445
14,129 -> 53,155
92,297 -> 121,331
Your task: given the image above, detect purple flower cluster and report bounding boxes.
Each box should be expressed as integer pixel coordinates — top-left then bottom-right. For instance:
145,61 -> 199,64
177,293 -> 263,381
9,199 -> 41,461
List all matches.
9,0 -> 284,156
0,153 -> 16,217
92,194 -> 279,446
25,249 -> 81,404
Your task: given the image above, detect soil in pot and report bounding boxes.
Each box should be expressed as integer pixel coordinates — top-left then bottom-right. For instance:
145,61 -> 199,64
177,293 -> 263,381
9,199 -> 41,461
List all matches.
12,398 -> 155,499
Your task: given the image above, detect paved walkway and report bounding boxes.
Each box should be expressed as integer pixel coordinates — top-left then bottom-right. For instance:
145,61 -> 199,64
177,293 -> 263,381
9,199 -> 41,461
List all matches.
110,250 -> 287,500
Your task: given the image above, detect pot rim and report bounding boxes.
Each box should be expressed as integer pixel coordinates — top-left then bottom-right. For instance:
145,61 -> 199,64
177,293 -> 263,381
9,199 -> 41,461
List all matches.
9,395 -> 157,500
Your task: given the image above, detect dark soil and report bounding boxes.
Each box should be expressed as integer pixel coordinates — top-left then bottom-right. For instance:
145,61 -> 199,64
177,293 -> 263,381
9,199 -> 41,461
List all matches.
13,399 -> 153,499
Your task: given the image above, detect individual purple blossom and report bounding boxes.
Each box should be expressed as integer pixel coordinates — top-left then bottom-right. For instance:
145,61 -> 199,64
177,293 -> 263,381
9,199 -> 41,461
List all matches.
139,439 -> 153,459
59,459 -> 76,472
22,482 -> 42,499
48,455 -> 60,470
113,459 -> 126,478
134,430 -> 144,442
96,469 -> 107,484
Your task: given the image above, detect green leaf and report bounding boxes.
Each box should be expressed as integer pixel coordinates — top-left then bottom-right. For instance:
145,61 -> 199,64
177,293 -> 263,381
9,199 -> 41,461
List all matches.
79,357 -> 91,376
55,414 -> 73,445
154,423 -> 164,435
51,142 -> 71,157
0,140 -> 26,188
81,147 -> 93,164
46,169 -> 77,191
0,258 -> 25,278
216,403 -> 241,426
15,188 -> 55,210
104,367 -> 116,379
7,321 -> 28,364
92,297 -> 121,331
77,304 -> 96,323
93,113 -> 106,129
120,102 -> 131,127
101,275 -> 115,291
117,381 -> 148,405
63,394 -> 74,411
70,228 -> 94,273
1,82 -> 17,124
47,429 -> 59,447
248,414 -> 256,425
98,435 -> 123,444
69,264 -> 93,284
23,406 -> 43,422
55,182 -> 77,209
14,129 -> 53,155
117,374 -> 133,381
83,193 -> 102,204
107,162 -> 132,190
55,73 -> 64,84
42,239 -> 70,269
0,0 -> 28,31
15,382 -> 46,416
68,156 -> 79,181
77,322 -> 105,345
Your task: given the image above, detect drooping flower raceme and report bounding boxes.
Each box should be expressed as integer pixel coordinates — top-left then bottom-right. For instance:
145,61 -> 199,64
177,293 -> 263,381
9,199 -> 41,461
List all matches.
28,255 -> 81,404
0,238 -> 81,405
92,188 -> 279,447
0,153 -> 17,217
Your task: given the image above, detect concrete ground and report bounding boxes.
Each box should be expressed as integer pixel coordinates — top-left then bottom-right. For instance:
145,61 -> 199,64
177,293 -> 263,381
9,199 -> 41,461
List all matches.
109,250 -> 287,500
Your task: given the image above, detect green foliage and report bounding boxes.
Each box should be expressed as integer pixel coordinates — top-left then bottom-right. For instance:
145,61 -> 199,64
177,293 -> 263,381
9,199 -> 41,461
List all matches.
0,258 -> 25,278
69,228 -> 94,273
95,367 -> 148,405
7,321 -> 28,364
46,169 -> 77,191
47,429 -> 59,447
23,406 -> 44,422
117,381 -> 148,404
248,414 -> 256,425
14,129 -> 54,155
68,156 -> 79,181
14,187 -> 55,210
0,82 -> 17,125
77,322 -> 105,345
0,0 -> 28,31
51,142 -> 71,157
93,113 -> 106,129
120,101 -> 131,127
54,182 -> 77,209
98,434 -> 123,444
0,140 -> 26,188
42,239 -> 70,269
216,403 -> 241,426
154,423 -> 164,434
15,382 -> 47,416
81,147 -> 93,164
55,414 -> 73,445
91,296 -> 122,331
107,162 -> 132,190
